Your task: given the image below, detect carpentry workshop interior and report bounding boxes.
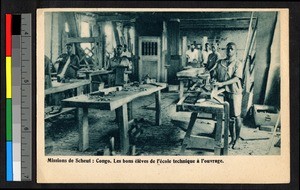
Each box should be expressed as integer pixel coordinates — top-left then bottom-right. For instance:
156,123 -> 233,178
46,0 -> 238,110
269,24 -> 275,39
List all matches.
44,11 -> 281,156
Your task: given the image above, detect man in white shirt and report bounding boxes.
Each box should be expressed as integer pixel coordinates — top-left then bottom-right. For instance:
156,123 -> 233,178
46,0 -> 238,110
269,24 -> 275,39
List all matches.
186,44 -> 200,68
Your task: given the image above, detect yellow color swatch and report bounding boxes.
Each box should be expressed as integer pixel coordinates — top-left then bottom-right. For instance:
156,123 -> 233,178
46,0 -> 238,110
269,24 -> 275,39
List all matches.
6,57 -> 12,98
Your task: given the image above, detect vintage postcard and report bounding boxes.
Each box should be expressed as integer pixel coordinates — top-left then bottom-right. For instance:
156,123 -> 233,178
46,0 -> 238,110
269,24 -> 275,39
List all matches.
36,8 -> 289,183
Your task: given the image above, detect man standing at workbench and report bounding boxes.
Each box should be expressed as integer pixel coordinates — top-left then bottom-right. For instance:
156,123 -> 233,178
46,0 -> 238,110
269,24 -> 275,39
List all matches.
206,43 -> 221,78
212,42 -> 243,149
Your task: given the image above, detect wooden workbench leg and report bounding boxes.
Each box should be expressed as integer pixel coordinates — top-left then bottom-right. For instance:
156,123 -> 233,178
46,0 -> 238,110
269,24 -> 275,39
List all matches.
116,104 -> 130,155
128,102 -> 133,121
214,113 -> 223,155
76,86 -> 84,96
155,91 -> 162,126
78,107 -> 89,151
223,102 -> 230,155
89,75 -> 93,93
180,112 -> 198,154
115,110 -> 119,123
179,81 -> 184,99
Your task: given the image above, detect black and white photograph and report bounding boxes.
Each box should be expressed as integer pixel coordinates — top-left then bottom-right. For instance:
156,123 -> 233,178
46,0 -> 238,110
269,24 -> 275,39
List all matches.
36,8 -> 289,183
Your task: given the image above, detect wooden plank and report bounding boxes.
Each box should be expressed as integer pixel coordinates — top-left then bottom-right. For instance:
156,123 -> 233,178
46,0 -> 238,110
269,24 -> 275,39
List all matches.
78,108 -> 89,151
79,70 -> 113,76
155,91 -> 162,126
44,107 -> 76,121
177,68 -> 206,77
180,112 -> 198,154
116,104 -> 129,155
112,22 -> 121,46
186,135 -> 215,150
45,80 -> 90,95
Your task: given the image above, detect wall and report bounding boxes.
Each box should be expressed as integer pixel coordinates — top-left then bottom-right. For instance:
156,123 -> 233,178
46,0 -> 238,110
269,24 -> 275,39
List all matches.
181,29 -> 249,61
44,12 -> 66,63
253,12 -> 277,104
135,19 -> 162,36
264,14 -> 280,107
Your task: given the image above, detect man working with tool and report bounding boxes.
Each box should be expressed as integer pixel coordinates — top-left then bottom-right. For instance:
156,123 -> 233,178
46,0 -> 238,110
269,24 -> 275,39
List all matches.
206,43 -> 221,78
201,42 -> 212,68
211,42 -> 243,149
54,43 -> 80,83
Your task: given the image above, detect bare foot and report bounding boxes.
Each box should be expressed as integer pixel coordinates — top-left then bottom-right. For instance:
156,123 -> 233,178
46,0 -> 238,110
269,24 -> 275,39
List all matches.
232,138 -> 240,149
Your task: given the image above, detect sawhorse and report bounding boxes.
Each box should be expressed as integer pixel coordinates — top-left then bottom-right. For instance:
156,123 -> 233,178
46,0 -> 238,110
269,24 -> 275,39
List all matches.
176,96 -> 230,155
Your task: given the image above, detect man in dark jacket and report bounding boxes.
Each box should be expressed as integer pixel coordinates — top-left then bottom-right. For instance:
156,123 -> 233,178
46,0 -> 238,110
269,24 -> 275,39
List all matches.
54,43 -> 80,82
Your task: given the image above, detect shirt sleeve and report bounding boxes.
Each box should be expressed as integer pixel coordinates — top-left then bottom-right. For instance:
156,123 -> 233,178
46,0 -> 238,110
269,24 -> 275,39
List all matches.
234,61 -> 243,79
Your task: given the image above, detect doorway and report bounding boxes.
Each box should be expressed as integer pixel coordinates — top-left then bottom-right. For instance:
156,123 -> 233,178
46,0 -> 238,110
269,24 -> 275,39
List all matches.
138,36 -> 161,82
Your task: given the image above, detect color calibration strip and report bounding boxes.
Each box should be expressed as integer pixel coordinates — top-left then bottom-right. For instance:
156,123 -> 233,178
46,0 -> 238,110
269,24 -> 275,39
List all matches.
5,13 -> 32,181
6,13 -> 13,182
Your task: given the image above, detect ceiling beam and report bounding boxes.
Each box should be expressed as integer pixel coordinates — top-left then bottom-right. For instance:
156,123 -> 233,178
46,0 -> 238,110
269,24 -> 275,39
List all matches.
180,17 -> 257,21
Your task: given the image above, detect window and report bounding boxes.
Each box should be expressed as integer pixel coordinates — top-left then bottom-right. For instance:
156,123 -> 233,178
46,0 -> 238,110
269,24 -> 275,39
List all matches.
142,41 -> 158,56
80,21 -> 91,51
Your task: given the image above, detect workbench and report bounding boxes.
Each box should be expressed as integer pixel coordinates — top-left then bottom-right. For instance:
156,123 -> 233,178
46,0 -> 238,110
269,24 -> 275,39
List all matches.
176,94 -> 229,155
45,79 -> 90,95
62,83 -> 167,154
176,68 -> 210,99
44,80 -> 90,121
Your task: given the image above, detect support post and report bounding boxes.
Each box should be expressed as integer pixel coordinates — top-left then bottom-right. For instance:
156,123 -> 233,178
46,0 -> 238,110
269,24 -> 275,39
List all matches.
78,107 -> 89,151
155,91 -> 162,126
180,112 -> 198,154
116,104 -> 129,155
214,112 -> 223,155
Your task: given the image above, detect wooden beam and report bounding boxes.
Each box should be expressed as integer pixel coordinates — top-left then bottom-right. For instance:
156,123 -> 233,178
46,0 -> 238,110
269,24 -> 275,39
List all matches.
66,37 -> 101,44
112,22 -> 121,46
187,135 -> 215,150
180,17 -> 257,21
96,15 -> 133,22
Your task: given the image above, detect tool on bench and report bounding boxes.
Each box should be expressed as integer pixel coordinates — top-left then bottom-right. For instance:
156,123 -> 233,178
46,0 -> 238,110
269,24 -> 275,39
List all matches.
148,83 -> 162,87
183,85 -> 225,105
210,86 -> 225,104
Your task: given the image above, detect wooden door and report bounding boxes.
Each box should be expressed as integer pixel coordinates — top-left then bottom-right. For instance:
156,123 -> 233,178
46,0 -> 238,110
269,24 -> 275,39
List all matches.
138,36 -> 161,82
